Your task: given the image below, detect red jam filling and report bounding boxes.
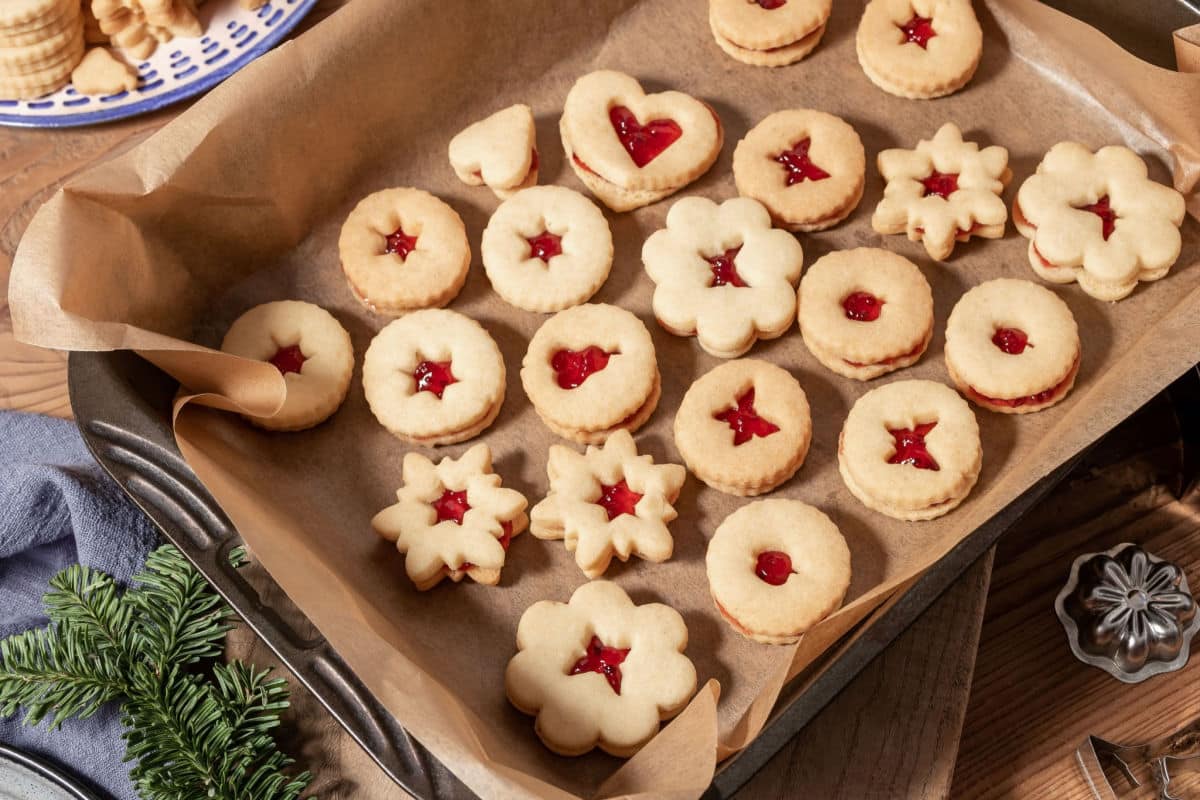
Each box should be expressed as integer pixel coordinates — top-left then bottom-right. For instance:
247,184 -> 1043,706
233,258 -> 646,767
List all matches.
899,15 -> 936,48
385,226 -> 419,259
754,0 -> 787,7
569,635 -> 630,695
527,231 -> 563,262
433,488 -> 470,524
921,171 -> 959,199
843,291 -> 884,322
887,421 -> 940,471
992,327 -> 1031,355
413,360 -> 457,398
572,154 -> 599,176
755,551 -> 794,586
714,388 -> 780,446
268,344 -> 306,376
1076,195 -> 1117,240
774,137 -> 831,186
609,105 -> 682,168
551,346 -> 614,389
706,246 -> 747,287
967,356 -> 1078,408
596,479 -> 642,520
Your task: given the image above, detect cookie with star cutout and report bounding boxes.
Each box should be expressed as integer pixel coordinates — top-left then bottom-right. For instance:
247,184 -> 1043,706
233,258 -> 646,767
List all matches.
856,0 -> 983,99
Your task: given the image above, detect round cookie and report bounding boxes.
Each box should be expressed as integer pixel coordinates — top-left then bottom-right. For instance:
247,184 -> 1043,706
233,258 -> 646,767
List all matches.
362,309 -> 506,446
945,278 -> 1080,414
0,0 -> 69,29
733,109 -> 866,232
838,379 -> 981,521
220,300 -> 354,432
338,187 -> 470,315
797,248 -> 934,381
855,0 -> 983,100
706,499 -> 851,645
709,0 -> 830,67
711,23 -> 826,67
674,359 -> 811,496
481,186 -> 613,313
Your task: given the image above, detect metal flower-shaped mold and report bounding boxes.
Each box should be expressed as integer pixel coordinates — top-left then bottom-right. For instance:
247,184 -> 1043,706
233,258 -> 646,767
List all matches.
1055,543 -> 1198,683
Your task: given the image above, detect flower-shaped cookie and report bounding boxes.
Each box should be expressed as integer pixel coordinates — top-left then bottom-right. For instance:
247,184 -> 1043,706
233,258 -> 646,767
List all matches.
448,103 -> 539,200
372,443 -> 527,591
643,197 -> 804,358
505,580 -> 697,757
530,429 -> 687,578
872,123 -> 1010,260
1014,142 -> 1186,301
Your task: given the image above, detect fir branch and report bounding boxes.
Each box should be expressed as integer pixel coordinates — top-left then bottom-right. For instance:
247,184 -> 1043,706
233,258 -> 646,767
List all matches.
0,623 -> 125,728
128,547 -> 232,670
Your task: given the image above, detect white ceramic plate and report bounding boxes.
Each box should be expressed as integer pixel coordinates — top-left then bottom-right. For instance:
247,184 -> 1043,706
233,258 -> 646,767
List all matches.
0,744 -> 109,800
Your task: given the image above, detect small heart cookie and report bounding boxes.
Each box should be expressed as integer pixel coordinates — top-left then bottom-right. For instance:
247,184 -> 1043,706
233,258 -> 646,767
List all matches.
448,104 -> 539,200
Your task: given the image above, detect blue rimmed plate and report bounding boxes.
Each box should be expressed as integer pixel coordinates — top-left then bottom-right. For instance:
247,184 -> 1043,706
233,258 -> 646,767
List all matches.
0,0 -> 317,128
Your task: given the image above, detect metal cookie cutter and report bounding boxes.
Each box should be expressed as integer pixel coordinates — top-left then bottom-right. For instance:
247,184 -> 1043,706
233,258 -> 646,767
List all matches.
1079,719 -> 1200,800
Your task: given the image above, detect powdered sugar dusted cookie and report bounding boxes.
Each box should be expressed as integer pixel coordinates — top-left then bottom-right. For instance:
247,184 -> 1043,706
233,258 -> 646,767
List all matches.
561,70 -> 723,212
706,499 -> 851,644
521,303 -> 660,444
530,429 -> 687,578
709,0 -> 831,67
505,580 -> 697,757
838,379 -> 981,521
481,186 -> 613,312
448,104 -> 539,200
338,187 -> 470,314
220,300 -> 354,432
873,123 -> 1010,260
643,197 -> 803,358
856,0 -> 983,99
362,309 -> 505,446
797,248 -> 934,381
945,279 -> 1080,414
371,444 -> 528,591
733,109 -> 866,232
674,359 -> 811,496
1014,142 -> 1185,302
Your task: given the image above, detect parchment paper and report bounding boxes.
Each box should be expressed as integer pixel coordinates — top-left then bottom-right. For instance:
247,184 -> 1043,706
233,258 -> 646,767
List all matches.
9,0 -> 1200,797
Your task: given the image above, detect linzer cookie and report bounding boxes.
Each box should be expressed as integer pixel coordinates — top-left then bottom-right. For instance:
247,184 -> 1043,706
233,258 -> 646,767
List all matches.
674,359 -> 811,496
709,0 -> 831,67
506,580 -> 696,757
733,109 -> 865,231
560,70 -> 722,212
521,303 -> 660,444
481,186 -> 613,313
448,104 -> 539,200
797,248 -> 934,381
706,499 -> 851,645
838,379 -> 981,521
856,0 -> 983,99
872,123 -> 1010,260
1014,142 -> 1186,301
338,187 -> 470,314
219,300 -> 354,432
530,429 -> 687,578
945,278 -> 1080,414
642,196 -> 804,358
371,444 -> 528,591
362,309 -> 505,446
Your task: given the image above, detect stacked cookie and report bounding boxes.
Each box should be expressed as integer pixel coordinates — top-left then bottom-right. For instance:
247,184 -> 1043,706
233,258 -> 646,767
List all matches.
709,0 -> 832,67
0,0 -> 85,100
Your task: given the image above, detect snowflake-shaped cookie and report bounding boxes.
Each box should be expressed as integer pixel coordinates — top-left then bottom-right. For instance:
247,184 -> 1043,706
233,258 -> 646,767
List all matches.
1015,142 -> 1186,301
872,123 -> 1009,261
642,196 -> 804,358
371,444 -> 527,591
505,580 -> 697,757
530,429 -> 686,578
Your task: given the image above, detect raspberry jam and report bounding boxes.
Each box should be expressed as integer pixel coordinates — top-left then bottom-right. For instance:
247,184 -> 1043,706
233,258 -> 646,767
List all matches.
755,0 -> 787,7
609,106 -> 682,168
551,346 -> 613,389
268,344 -> 306,375
706,246 -> 747,287
527,231 -> 563,262
774,137 -> 831,186
714,388 -> 780,446
843,291 -> 884,322
992,327 -> 1030,355
899,15 -> 936,48
755,551 -> 794,586
968,356 -> 1078,408
569,635 -> 630,695
385,226 -> 419,259
1077,195 -> 1117,240
413,360 -> 457,398
433,488 -> 470,524
887,421 -> 940,471
596,479 -> 642,520
921,171 -> 959,199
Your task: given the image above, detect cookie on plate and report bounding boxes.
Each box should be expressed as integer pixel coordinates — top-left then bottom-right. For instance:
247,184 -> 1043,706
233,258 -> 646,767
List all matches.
70,46 -> 137,94
945,278 -> 1080,413
856,0 -> 983,99
797,248 -> 934,381
1014,142 -> 1185,301
0,0 -> 84,99
505,580 -> 697,757
707,499 -> 851,645
708,0 -> 831,67
448,103 -> 539,200
838,379 -> 981,521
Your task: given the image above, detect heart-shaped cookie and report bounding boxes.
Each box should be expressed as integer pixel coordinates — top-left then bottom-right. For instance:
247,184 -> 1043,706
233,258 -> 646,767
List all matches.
448,104 -> 539,199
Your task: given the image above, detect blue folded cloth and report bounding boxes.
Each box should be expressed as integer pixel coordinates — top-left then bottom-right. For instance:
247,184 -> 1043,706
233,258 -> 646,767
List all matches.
0,410 -> 159,800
